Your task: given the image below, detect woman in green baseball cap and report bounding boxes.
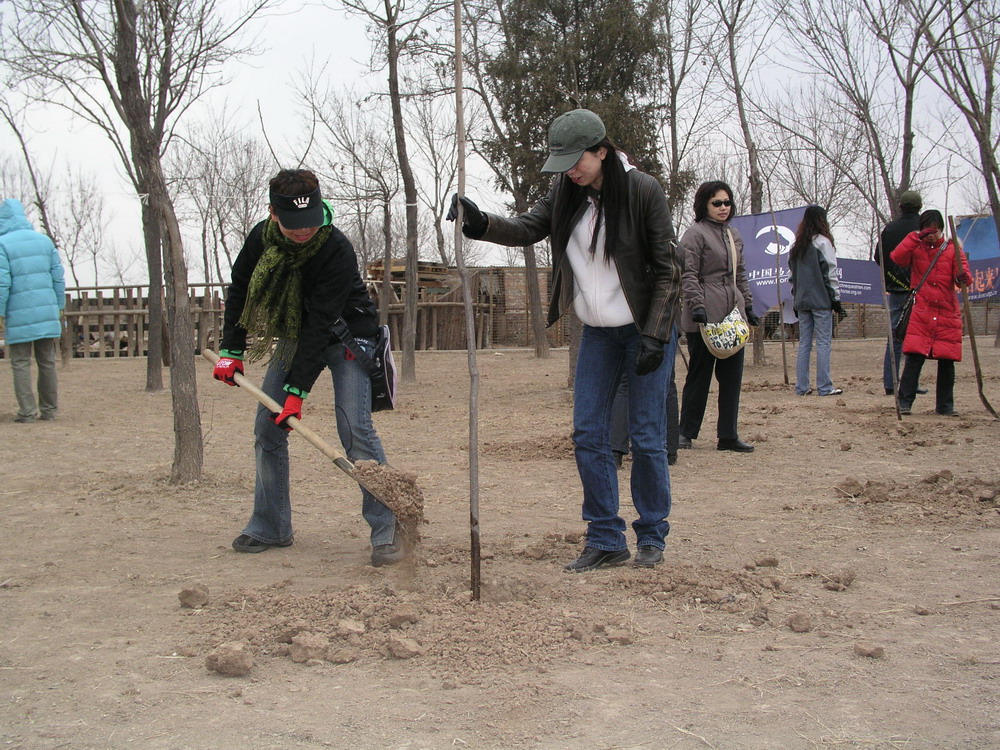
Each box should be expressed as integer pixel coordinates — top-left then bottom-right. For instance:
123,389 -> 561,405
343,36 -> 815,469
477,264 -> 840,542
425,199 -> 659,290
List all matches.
448,108 -> 683,573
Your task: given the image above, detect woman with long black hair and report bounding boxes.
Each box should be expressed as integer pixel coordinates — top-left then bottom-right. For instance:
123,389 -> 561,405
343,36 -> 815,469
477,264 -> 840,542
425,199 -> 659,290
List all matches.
787,204 -> 845,397
448,108 -> 682,571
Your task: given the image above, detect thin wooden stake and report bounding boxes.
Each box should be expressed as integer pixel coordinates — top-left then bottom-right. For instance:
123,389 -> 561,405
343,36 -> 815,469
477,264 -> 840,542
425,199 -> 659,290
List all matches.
947,216 -> 998,420
453,0 -> 481,600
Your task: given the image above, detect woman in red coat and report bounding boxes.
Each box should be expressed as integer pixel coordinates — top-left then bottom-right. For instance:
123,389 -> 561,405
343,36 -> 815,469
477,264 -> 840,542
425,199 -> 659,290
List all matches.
889,209 -> 971,416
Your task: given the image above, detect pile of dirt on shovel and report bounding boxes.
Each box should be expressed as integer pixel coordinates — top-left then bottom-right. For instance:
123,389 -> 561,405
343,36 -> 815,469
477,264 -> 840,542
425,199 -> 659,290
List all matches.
352,461 -> 426,550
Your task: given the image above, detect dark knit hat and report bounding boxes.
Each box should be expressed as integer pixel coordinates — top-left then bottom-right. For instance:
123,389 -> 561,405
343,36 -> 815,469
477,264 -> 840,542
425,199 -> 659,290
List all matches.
899,190 -> 922,210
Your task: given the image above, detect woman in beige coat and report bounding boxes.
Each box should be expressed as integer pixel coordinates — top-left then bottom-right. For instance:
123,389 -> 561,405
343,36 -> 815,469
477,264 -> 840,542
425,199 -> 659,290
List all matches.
678,181 -> 758,452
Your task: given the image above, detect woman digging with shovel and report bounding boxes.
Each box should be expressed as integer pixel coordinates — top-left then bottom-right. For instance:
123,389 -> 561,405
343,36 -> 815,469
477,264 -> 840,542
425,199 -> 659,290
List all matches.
212,168 -> 404,567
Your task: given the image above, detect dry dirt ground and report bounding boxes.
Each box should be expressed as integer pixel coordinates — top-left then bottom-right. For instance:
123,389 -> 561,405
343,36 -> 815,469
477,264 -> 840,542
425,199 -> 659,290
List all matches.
2,337 -> 999,749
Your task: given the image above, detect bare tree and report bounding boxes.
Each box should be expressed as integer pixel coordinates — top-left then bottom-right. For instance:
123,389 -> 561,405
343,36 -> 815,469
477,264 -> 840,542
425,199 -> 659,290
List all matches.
460,3 -> 550,358
50,170 -> 111,287
2,0 -> 272,483
773,0 -> 958,225
912,0 -> 1000,244
652,0 -> 715,228
0,95 -> 58,240
303,85 -> 402,327
754,81 -> 870,225
410,94 -> 459,266
337,0 -> 452,382
170,113 -> 275,285
704,0 -> 777,214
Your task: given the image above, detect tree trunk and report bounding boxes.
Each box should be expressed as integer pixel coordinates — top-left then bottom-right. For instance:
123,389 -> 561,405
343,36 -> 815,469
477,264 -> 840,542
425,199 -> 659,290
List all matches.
152,166 -> 203,484
522,245 -> 549,358
385,19 -> 419,382
380,200 -> 393,328
512,191 -> 549,359
140,188 -> 165,390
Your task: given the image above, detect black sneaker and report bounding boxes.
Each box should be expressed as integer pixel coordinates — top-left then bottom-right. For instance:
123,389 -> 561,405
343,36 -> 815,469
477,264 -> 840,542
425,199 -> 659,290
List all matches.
633,545 -> 664,568
371,543 -> 405,567
232,534 -> 293,553
564,547 -> 630,572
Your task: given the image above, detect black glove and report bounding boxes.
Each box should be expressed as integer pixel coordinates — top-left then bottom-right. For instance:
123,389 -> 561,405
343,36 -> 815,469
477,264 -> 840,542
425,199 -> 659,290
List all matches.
691,307 -> 708,325
832,300 -> 847,321
745,310 -> 761,327
635,335 -> 665,376
445,194 -> 487,236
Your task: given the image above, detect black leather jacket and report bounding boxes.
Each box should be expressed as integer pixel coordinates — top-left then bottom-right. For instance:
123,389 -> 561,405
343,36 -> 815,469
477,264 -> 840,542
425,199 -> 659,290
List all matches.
468,170 -> 681,342
221,219 -> 377,393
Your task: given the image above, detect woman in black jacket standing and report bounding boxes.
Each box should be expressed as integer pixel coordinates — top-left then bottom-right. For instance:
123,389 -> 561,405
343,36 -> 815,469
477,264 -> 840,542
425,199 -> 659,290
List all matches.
449,109 -> 682,572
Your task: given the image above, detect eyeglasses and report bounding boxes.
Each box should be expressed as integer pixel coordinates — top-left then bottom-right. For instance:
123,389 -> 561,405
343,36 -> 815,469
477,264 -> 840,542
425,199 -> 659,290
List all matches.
710,200 -> 733,207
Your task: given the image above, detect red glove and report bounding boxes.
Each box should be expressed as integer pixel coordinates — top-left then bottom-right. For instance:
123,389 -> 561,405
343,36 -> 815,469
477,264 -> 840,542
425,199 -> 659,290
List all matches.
271,394 -> 303,431
956,271 -> 972,286
213,356 -> 244,386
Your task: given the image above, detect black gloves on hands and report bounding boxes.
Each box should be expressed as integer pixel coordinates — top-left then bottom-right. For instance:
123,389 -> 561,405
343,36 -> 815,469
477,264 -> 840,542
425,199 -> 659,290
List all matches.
691,307 -> 708,325
635,335 -> 665,376
745,310 -> 761,327
446,194 -> 488,237
832,300 -> 848,321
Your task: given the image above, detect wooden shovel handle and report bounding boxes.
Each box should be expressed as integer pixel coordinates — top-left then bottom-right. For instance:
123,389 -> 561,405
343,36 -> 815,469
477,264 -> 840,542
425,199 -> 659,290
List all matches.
202,349 -> 355,474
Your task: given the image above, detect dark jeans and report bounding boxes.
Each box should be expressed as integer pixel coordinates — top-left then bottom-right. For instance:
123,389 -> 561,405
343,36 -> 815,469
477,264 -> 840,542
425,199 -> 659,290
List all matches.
610,361 -> 679,458
679,332 -> 744,441
883,291 -> 911,391
899,354 -> 955,413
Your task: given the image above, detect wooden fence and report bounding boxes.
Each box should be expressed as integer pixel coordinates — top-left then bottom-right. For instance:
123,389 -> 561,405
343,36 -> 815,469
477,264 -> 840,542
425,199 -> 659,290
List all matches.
44,278 -> 1000,359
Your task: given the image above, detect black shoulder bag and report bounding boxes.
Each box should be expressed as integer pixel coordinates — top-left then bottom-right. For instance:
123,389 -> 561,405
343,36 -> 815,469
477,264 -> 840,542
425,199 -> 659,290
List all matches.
893,240 -> 950,342
331,319 -> 397,412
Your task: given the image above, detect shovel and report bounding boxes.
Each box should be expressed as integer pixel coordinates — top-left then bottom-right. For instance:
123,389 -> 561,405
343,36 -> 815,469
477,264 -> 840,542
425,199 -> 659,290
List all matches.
202,349 -> 394,505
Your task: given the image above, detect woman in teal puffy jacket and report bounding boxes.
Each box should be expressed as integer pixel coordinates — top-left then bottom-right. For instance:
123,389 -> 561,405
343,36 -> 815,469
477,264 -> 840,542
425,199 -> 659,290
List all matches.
0,199 -> 66,422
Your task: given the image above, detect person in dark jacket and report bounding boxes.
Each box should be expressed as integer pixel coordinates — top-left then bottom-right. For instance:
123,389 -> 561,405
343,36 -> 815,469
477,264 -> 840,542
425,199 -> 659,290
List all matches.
213,169 -> 402,566
890,209 -> 970,416
788,204 -> 845,397
0,199 -> 65,423
448,108 -> 682,572
677,181 -> 760,453
876,190 -> 924,395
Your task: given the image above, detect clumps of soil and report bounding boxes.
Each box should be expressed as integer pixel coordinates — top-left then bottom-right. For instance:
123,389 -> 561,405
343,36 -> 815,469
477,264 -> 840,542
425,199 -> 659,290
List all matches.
179,583 -> 210,609
352,461 -> 425,551
794,569 -> 857,592
205,641 -> 253,677
188,577 -> 647,677
187,545 -> 778,676
607,562 -> 772,613
482,434 -> 574,461
833,472 -> 1000,520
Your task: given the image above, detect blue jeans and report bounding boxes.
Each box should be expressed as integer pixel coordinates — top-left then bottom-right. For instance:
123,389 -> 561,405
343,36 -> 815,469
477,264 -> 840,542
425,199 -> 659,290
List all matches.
883,291 -> 909,391
573,324 -> 675,552
243,338 -> 396,547
795,309 -> 834,395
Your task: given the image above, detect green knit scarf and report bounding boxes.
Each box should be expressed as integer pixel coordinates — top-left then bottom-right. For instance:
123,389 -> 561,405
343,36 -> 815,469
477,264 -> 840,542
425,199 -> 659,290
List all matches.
239,219 -> 332,364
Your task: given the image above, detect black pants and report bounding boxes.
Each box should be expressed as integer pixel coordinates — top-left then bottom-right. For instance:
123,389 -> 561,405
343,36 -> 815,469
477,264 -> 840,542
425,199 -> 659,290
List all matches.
610,353 -> 679,457
899,353 -> 955,413
679,332 -> 745,441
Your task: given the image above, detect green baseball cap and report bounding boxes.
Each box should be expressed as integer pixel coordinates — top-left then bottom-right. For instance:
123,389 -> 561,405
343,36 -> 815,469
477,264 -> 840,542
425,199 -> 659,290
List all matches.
899,190 -> 922,210
541,109 -> 607,174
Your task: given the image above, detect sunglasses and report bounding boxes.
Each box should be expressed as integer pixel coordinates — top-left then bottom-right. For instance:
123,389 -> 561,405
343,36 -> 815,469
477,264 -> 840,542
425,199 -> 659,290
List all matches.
711,200 -> 733,207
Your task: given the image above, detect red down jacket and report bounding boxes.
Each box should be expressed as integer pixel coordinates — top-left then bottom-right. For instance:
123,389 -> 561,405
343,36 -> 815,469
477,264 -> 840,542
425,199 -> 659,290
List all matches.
890,231 -> 969,362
